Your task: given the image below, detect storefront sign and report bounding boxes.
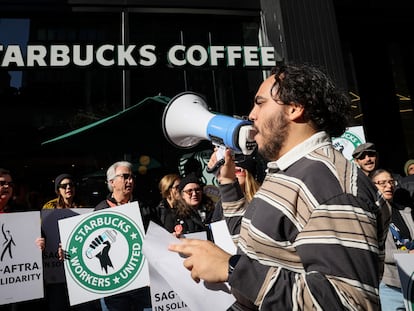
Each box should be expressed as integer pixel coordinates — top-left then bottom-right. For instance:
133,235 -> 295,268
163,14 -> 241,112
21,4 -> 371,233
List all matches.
0,44 -> 276,68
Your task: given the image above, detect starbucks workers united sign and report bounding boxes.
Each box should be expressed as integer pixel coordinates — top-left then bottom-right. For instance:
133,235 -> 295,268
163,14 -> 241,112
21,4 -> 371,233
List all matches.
58,202 -> 149,306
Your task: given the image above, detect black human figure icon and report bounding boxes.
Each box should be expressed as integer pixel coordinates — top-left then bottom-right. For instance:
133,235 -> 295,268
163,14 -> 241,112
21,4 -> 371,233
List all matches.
1,223 -> 16,261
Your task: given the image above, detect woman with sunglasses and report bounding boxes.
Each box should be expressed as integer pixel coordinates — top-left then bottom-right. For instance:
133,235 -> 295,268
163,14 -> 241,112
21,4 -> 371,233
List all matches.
42,173 -> 82,209
42,174 -> 99,311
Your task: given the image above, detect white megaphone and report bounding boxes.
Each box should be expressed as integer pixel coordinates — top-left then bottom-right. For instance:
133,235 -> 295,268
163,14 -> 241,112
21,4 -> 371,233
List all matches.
162,92 -> 257,172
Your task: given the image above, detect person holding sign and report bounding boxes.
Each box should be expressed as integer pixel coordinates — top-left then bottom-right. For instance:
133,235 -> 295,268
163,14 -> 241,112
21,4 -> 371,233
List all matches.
43,173 -> 100,311
0,168 -> 46,311
94,161 -> 152,311
370,168 -> 414,311
169,63 -> 391,310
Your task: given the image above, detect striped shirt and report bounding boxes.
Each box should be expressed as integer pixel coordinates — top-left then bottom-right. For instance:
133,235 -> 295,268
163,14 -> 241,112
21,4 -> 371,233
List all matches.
222,132 -> 391,311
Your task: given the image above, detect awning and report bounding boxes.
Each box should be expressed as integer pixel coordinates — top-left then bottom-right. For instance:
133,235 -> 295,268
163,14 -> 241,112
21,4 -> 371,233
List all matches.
42,95 -> 170,147
39,94 -> 214,174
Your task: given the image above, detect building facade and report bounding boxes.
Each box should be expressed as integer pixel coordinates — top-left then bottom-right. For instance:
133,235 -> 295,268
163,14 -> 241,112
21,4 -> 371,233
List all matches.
0,0 -> 413,205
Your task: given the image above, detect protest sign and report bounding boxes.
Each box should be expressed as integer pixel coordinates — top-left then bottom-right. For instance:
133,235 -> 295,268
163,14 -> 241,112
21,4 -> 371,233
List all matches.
143,221 -> 235,311
58,202 -> 149,306
0,211 -> 43,305
41,208 -> 93,284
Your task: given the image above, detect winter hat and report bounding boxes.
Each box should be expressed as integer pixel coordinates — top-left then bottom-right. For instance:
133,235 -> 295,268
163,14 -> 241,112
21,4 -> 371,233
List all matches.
352,142 -> 377,159
178,172 -> 201,191
55,173 -> 73,192
235,155 -> 257,176
404,159 -> 414,176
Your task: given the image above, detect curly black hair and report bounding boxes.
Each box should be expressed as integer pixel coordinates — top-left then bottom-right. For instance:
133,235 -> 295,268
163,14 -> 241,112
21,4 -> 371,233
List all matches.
270,64 -> 351,138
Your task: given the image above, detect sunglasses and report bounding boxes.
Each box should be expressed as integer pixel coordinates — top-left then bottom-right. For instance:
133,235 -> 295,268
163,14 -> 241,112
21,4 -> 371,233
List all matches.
0,180 -> 14,187
59,182 -> 75,189
356,151 -> 376,160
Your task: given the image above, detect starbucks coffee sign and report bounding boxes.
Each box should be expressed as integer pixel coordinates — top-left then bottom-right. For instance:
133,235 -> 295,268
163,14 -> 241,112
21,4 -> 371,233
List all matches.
0,44 -> 277,68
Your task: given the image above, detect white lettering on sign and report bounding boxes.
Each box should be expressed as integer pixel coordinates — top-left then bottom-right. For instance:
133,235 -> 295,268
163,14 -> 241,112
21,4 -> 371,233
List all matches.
0,44 -> 277,68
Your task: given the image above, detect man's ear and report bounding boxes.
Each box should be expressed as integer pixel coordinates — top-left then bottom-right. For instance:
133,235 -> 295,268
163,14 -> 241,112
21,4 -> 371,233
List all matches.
287,102 -> 304,120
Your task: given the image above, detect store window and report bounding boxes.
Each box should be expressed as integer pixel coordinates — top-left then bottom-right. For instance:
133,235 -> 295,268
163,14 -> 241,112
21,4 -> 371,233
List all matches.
0,10 -> 267,202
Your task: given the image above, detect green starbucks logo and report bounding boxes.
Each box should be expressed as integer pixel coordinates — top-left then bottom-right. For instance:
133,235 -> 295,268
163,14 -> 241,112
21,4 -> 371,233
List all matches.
332,129 -> 364,160
64,210 -> 145,294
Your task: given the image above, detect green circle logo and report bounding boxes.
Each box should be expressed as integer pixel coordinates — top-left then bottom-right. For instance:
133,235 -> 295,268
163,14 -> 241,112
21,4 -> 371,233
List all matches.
332,129 -> 364,160
64,210 -> 145,294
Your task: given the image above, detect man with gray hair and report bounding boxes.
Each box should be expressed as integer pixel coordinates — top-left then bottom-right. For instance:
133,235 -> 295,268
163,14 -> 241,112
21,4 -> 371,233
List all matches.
94,160 -> 152,311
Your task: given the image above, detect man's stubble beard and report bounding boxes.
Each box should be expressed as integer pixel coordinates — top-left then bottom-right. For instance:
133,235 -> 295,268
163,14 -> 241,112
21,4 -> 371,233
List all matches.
257,110 -> 289,162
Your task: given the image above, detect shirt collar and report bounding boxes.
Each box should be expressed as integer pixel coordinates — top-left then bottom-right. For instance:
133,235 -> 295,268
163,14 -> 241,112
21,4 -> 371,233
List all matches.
267,131 -> 332,172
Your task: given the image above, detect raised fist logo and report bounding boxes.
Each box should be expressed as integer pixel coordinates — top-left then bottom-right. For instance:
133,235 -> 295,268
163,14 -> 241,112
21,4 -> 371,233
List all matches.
85,230 -> 117,273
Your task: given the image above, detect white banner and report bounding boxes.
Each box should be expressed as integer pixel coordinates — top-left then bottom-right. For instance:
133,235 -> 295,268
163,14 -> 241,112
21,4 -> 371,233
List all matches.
0,211 -> 44,305
143,222 -> 235,311
394,253 -> 414,311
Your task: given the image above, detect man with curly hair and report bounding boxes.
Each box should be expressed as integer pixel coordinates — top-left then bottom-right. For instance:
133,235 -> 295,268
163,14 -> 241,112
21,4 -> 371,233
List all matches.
169,63 -> 391,310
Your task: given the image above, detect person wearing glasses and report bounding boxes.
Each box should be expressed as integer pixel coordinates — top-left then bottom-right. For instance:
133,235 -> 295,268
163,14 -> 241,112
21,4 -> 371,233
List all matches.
154,173 -> 181,230
43,173 -> 82,209
171,172 -> 215,237
0,168 -> 46,311
352,142 -> 379,176
43,173 -> 100,311
169,63 -> 391,310
0,168 -> 17,214
370,168 -> 414,311
94,160 -> 152,311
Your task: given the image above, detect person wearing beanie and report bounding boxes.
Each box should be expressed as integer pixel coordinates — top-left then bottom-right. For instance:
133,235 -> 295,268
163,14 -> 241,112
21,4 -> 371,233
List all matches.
42,173 -> 82,209
398,160 -> 414,207
404,159 -> 414,176
168,172 -> 215,237
42,173 -> 96,311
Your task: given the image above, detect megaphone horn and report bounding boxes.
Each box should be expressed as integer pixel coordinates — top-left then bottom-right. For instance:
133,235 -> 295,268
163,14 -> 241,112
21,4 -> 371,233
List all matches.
162,91 -> 257,155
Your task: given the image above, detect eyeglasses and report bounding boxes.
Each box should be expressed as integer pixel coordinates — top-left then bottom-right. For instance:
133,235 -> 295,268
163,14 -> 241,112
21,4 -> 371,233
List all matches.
356,151 -> 376,160
114,173 -> 135,180
58,182 -> 74,189
0,180 -> 14,187
182,188 -> 202,195
170,184 -> 180,190
374,180 -> 397,187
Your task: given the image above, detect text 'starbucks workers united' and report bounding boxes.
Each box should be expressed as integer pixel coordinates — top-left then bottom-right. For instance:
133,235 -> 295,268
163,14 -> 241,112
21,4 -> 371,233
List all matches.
59,202 -> 149,305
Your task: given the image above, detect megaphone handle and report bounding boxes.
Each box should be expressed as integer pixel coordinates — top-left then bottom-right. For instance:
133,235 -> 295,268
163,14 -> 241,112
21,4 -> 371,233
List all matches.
206,145 -> 226,175
206,158 -> 225,174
